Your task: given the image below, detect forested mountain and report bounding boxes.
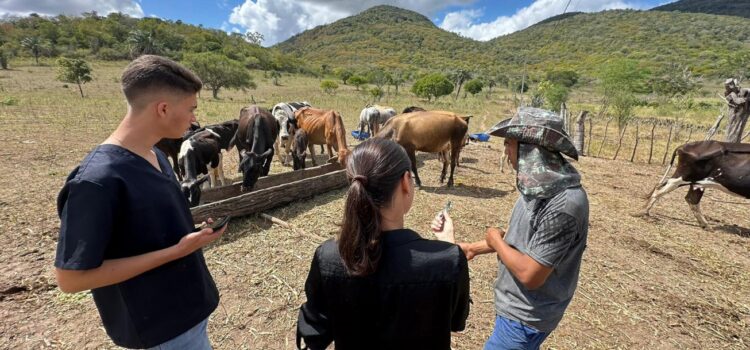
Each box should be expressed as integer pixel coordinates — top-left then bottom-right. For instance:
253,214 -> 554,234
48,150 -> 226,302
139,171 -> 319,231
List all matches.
277,6 -> 750,78
652,0 -> 750,19
274,5 -> 488,70
0,12 -> 309,73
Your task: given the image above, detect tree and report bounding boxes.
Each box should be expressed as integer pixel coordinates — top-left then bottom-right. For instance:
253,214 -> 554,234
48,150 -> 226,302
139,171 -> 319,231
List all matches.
184,52 -> 255,99
411,73 -> 453,101
600,59 -> 650,130
536,80 -> 569,112
388,70 -> 408,95
244,31 -> 263,46
449,69 -> 471,100
335,68 -> 353,84
127,29 -> 162,58
464,79 -> 484,96
366,68 -> 388,90
545,70 -> 579,88
320,79 -> 339,94
21,36 -> 44,65
56,57 -> 92,98
346,75 -> 367,91
370,86 -> 384,102
270,70 -> 281,86
321,64 -> 330,76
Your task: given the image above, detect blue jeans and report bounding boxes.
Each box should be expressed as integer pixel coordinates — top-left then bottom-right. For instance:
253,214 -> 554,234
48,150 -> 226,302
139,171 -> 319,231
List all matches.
484,315 -> 550,350
146,318 -> 211,350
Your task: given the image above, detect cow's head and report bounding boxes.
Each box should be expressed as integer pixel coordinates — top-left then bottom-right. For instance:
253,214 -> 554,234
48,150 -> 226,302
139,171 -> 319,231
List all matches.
181,175 -> 209,207
292,150 -> 306,170
239,148 -> 273,190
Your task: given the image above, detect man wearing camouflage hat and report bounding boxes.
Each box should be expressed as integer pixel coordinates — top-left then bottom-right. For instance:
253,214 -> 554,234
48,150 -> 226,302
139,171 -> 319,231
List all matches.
458,107 -> 589,349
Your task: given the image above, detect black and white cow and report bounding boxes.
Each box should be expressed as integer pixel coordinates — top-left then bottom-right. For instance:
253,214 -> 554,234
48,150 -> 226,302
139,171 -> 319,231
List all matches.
643,140 -> 750,228
155,122 -> 201,181
177,119 -> 239,207
272,101 -> 311,165
233,105 -> 280,190
292,128 -> 308,171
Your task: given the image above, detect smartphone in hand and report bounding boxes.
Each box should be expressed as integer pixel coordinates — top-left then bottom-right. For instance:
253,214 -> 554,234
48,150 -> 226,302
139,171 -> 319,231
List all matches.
208,216 -> 231,231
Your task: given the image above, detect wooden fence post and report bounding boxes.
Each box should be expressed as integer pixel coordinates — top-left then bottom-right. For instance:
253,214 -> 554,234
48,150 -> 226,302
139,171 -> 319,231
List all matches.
587,118 -> 593,156
597,117 -> 613,157
630,121 -> 640,162
648,122 -> 656,164
574,111 -> 588,156
662,123 -> 674,165
613,122 -> 629,160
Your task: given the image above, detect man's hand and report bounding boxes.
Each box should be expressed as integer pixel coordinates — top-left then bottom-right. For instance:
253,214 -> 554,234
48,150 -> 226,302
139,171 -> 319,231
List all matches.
431,210 -> 455,243
174,219 -> 227,259
485,227 -> 506,251
457,242 -> 476,260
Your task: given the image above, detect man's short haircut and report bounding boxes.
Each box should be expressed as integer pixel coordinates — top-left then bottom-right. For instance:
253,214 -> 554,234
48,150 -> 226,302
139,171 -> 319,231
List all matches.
121,55 -> 202,105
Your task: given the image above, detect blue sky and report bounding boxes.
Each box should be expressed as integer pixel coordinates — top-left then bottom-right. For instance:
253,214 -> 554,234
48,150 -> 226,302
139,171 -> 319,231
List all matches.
1,0 -> 670,45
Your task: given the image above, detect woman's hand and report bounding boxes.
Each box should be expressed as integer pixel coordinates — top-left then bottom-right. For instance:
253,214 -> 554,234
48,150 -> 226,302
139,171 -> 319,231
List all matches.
431,210 -> 455,243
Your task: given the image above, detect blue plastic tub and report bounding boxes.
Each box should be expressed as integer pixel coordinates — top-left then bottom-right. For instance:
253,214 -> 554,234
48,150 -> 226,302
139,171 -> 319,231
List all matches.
351,130 -> 370,140
470,133 -> 490,142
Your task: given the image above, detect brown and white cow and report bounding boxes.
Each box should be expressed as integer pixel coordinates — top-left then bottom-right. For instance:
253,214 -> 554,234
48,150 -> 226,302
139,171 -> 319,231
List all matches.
377,111 -> 469,187
293,107 -> 350,166
642,140 -> 750,228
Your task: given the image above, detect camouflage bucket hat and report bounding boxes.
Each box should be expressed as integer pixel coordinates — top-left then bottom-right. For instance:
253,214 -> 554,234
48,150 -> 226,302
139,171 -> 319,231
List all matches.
487,107 -> 578,160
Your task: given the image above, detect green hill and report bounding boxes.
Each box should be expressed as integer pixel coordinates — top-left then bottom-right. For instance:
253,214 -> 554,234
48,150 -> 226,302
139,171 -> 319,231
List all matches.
652,0 -> 750,19
488,9 -> 750,76
0,12 -> 308,73
276,6 -> 750,78
274,5 -> 488,70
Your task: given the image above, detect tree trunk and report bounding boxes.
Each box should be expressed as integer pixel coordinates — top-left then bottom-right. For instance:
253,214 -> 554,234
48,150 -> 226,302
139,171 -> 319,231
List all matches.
613,122 -> 628,160
725,112 -> 749,143
212,88 -> 219,99
705,114 -> 724,140
597,118 -> 612,157
630,121 -> 639,162
648,122 -> 656,164
77,81 -> 84,98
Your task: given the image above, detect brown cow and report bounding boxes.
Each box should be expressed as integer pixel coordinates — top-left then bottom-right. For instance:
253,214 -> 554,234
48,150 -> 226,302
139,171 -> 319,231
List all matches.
377,111 -> 469,187
293,107 -> 350,166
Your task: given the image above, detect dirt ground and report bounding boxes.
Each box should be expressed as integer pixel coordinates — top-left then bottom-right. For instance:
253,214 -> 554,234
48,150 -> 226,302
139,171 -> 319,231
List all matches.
1,129 -> 749,349
0,61 -> 748,349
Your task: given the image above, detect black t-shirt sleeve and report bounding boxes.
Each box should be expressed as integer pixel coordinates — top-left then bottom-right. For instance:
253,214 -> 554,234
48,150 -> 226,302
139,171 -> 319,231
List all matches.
55,179 -> 115,270
297,247 -> 333,350
451,248 -> 471,332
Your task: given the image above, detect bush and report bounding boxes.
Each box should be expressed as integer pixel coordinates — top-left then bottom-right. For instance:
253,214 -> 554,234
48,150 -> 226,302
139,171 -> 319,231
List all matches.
411,73 -> 453,101
96,47 -> 129,61
370,86 -> 384,101
320,79 -> 339,94
464,79 -> 484,96
545,70 -> 579,87
346,75 -> 367,90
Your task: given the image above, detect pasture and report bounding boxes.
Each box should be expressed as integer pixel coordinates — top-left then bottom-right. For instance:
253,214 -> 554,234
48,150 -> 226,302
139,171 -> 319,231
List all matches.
0,60 -> 748,349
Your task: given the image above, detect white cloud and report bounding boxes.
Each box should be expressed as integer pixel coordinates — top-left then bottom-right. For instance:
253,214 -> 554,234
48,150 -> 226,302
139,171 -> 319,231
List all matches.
227,0 -> 475,46
440,0 -> 651,41
0,0 -> 144,17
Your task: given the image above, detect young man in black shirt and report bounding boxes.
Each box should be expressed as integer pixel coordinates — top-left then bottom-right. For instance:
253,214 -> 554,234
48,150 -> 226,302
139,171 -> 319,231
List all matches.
55,55 -> 226,349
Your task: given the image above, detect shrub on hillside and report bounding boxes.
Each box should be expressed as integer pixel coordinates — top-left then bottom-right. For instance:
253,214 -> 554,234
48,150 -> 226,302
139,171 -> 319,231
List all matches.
411,73 -> 453,101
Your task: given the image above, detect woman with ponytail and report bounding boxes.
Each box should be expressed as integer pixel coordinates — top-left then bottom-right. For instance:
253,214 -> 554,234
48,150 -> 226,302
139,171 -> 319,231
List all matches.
296,138 -> 470,350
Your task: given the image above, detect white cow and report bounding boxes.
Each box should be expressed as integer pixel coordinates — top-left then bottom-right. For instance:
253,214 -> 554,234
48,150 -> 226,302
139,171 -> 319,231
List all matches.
272,101 -> 310,165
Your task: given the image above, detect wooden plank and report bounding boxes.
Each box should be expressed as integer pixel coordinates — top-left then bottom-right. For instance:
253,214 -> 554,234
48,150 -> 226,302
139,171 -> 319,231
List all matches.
191,169 -> 348,224
200,163 -> 342,204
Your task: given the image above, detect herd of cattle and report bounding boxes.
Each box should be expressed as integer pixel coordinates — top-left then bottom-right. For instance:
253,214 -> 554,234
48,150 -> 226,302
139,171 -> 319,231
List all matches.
155,99 -> 750,230
156,102 -> 473,207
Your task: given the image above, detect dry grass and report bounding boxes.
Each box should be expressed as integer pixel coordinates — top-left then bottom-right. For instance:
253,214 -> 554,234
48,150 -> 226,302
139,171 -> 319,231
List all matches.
0,61 -> 748,349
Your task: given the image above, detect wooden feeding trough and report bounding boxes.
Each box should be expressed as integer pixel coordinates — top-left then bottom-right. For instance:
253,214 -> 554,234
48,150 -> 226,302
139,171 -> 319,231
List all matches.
190,162 -> 347,224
